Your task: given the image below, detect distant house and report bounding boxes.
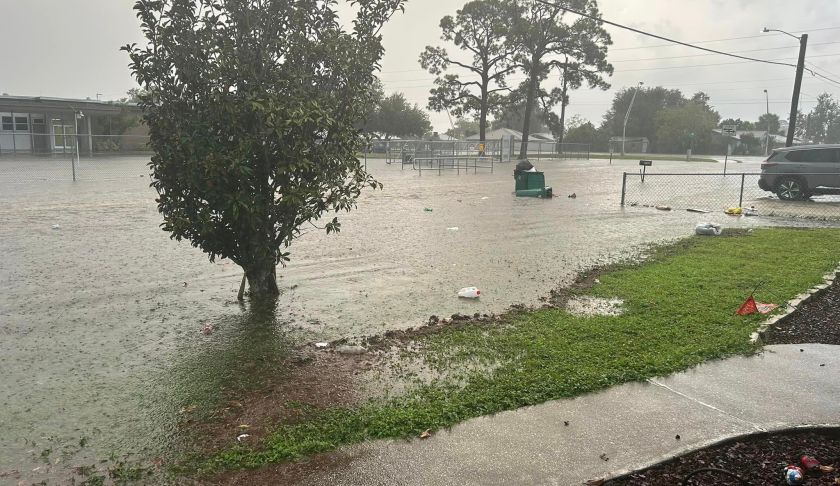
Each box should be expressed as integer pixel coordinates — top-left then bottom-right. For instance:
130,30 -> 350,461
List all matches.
466,127 -> 523,141
466,128 -> 557,142
0,95 -> 144,155
609,136 -> 649,153
711,129 -> 802,146
532,132 -> 556,142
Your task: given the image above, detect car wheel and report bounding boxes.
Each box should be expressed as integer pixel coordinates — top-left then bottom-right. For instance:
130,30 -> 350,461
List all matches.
776,177 -> 807,201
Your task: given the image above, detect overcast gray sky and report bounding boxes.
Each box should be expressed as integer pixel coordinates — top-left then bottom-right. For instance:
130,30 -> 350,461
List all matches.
2,0 -> 839,131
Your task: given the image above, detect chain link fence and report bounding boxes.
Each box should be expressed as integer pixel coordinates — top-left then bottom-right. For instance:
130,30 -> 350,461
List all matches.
0,134 -> 152,182
620,172 -> 840,221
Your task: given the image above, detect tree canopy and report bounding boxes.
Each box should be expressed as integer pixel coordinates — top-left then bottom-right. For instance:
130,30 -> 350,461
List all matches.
506,0 -> 612,157
365,92 -> 432,140
123,0 -> 405,299
420,0 -> 517,142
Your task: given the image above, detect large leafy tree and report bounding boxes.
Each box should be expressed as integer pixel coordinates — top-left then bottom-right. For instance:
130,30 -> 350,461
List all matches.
123,0 -> 405,299
654,102 -> 720,154
365,92 -> 432,140
420,0 -> 517,142
601,86 -> 685,151
804,93 -> 840,143
506,0 -> 612,158
757,113 -> 781,135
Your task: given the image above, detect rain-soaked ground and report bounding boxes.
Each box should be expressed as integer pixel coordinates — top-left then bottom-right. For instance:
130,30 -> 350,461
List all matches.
0,154 -> 835,482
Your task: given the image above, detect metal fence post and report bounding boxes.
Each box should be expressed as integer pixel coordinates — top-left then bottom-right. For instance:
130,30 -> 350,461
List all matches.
739,173 -> 745,207
620,172 -> 628,206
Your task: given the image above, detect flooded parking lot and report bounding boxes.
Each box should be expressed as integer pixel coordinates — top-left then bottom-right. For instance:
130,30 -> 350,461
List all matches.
0,155 -> 833,481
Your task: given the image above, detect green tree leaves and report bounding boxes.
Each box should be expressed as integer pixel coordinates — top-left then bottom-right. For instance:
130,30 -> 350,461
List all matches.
123,0 -> 405,298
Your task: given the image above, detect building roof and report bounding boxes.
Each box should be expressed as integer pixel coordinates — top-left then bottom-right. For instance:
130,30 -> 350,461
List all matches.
466,127 -> 523,140
712,129 -> 800,145
532,132 -> 556,141
0,95 -> 138,115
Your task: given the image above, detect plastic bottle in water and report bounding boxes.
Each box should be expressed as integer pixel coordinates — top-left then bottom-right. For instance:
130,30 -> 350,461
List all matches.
458,287 -> 481,299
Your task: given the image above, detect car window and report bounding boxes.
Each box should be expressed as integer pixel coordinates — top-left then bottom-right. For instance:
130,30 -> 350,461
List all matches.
767,151 -> 785,162
785,149 -> 836,163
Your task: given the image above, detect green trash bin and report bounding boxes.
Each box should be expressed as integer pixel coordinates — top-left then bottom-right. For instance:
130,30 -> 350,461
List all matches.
514,170 -> 553,198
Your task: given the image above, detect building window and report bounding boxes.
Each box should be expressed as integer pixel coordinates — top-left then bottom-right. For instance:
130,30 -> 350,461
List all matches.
1,116 -> 12,131
15,116 -> 29,132
32,116 -> 45,125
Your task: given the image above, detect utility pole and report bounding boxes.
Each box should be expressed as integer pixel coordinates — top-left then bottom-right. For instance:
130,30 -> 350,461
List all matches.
622,81 -> 643,156
764,89 -> 770,155
765,28 -> 808,147
787,34 -> 808,146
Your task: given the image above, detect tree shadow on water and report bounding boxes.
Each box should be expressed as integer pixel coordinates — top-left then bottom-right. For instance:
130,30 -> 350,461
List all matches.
154,298 -> 299,458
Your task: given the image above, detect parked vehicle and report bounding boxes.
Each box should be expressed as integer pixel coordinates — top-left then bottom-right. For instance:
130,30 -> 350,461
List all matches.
758,145 -> 840,200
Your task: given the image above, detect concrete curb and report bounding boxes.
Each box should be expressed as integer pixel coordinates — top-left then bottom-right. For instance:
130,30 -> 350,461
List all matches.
750,263 -> 840,344
597,424 -> 840,484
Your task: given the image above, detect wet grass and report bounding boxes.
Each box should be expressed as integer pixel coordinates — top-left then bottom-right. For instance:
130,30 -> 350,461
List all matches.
200,228 -> 840,474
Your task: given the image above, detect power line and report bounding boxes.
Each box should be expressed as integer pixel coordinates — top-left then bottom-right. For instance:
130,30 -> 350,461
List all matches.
609,27 -> 840,51
532,0 -> 797,68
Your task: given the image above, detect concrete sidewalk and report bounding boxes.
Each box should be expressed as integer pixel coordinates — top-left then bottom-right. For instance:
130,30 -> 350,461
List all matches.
297,344 -> 840,485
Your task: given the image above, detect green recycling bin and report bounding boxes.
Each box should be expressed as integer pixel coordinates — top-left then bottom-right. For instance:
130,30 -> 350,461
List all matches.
514,170 -> 553,198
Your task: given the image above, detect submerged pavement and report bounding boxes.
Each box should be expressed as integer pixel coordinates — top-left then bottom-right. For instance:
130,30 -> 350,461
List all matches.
296,344 -> 840,485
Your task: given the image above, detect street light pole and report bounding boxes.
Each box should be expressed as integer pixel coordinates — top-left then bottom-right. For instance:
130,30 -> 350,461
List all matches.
622,81 -> 643,156
764,89 -> 770,155
763,28 -> 808,147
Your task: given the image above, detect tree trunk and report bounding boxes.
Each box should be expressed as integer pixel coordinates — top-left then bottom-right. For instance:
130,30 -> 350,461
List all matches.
557,71 -> 568,147
479,89 -> 488,143
245,263 -> 279,299
519,62 -> 539,159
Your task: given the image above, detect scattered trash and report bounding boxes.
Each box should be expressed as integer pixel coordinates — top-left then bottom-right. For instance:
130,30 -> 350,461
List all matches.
564,421 -> 569,426
784,465 -> 804,485
801,455 -> 820,471
200,323 -> 215,335
481,196 -> 489,200
675,435 -> 681,440
594,279 -> 600,284
314,342 -> 329,348
686,208 -> 710,214
736,296 -> 778,316
743,206 -> 758,216
424,208 -> 433,212
51,224 -> 61,230
457,287 -> 481,299
182,282 -> 188,287
236,434 -> 251,443
820,464 -> 836,473
568,193 -> 577,199
336,344 -> 366,355
599,453 -> 609,462
821,363 -> 826,367
655,205 -> 672,211
420,429 -> 432,440
446,227 -> 459,232
725,207 -> 743,216
695,223 -> 722,236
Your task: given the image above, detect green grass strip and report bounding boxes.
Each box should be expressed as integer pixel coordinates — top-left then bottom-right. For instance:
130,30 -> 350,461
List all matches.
205,228 -> 840,472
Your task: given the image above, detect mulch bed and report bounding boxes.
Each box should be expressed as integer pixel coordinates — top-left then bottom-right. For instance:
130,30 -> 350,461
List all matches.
606,276 -> 840,485
605,429 -> 840,485
765,278 -> 840,345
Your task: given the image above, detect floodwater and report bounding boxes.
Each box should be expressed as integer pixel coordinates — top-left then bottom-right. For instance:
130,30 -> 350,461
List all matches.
0,155 -> 824,481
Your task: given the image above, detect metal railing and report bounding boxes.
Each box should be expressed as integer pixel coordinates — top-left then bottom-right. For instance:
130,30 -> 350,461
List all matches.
620,172 -> 840,221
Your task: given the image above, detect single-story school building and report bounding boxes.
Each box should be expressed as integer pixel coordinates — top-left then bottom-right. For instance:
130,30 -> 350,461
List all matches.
0,95 -> 144,155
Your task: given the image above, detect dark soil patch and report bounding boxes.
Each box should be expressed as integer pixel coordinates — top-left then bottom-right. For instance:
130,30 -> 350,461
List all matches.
605,429 -> 840,485
184,349 -> 368,455
765,278 -> 840,345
